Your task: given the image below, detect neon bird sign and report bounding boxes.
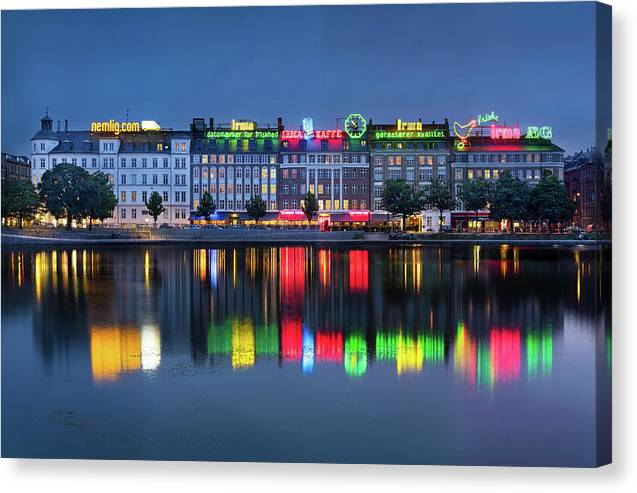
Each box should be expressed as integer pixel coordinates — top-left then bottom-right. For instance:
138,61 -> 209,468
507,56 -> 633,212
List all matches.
453,120 -> 477,150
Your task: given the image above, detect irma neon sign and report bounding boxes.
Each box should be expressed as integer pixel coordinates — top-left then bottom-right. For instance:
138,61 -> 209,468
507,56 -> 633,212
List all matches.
490,125 -> 521,140
91,120 -> 161,135
231,120 -> 256,131
206,130 -> 279,139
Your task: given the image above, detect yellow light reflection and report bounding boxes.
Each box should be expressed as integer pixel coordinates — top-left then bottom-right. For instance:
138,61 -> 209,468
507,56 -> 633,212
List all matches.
231,318 -> 255,369
90,326 -> 141,382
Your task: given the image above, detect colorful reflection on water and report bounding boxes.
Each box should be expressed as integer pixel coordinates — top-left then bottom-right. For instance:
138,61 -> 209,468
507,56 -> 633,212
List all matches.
1,244 -> 611,465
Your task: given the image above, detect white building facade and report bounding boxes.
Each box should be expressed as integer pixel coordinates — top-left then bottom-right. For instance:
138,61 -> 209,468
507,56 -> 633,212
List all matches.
31,114 -> 190,226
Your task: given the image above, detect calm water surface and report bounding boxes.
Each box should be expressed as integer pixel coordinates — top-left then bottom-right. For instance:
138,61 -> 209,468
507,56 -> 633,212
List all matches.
1,244 -> 611,466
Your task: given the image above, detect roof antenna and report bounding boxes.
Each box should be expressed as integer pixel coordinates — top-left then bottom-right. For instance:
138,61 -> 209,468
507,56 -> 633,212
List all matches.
45,107 -> 49,117
126,108 -> 130,122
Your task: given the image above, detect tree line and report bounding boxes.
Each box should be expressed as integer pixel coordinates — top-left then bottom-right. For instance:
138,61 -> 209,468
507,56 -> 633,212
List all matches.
2,163 -> 118,229
381,170 -> 577,231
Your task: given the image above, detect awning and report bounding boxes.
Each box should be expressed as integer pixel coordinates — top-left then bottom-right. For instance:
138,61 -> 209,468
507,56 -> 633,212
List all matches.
279,209 -> 306,221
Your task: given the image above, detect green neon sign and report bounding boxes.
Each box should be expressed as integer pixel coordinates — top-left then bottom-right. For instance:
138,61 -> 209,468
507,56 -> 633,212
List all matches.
373,130 -> 446,139
476,111 -> 499,125
526,126 -> 552,140
344,113 -> 367,139
206,130 -> 279,139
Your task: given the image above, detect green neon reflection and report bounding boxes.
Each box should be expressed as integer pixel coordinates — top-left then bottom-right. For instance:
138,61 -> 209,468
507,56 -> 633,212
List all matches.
344,332 -> 367,377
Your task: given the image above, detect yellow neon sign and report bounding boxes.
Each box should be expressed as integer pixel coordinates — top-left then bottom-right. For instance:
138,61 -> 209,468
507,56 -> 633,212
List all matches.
396,119 -> 423,131
231,120 -> 256,131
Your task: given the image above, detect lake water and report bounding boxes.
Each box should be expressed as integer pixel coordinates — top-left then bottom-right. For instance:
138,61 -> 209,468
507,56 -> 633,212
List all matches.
1,244 -> 611,466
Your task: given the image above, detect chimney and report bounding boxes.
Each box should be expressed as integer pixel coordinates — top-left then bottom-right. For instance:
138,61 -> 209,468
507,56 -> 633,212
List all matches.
209,117 -> 214,130
64,119 -> 68,132
56,120 -> 60,131
277,116 -> 283,131
418,118 -> 422,123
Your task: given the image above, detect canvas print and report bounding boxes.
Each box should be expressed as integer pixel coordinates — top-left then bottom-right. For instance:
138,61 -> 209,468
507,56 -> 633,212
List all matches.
1,2 -> 611,467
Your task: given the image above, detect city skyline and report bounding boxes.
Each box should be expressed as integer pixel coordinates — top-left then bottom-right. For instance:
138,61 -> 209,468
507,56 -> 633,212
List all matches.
2,2 -> 611,156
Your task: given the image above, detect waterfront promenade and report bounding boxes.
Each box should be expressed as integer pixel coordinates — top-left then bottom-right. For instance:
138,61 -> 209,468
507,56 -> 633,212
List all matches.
1,227 -> 611,247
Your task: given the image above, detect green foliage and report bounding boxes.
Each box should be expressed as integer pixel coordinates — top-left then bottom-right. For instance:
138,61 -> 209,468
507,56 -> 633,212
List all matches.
489,170 -> 530,230
460,177 -> 492,231
424,178 -> 456,227
38,163 -> 91,229
1,178 -> 41,228
301,191 -> 319,225
528,171 -> 576,226
196,191 -> 216,219
145,191 -> 165,226
245,194 -> 267,223
380,179 -> 422,230
83,172 -> 117,230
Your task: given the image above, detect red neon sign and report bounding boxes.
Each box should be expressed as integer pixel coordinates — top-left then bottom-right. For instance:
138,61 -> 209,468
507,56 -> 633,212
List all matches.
314,130 -> 343,139
490,125 -> 520,140
281,130 -> 304,140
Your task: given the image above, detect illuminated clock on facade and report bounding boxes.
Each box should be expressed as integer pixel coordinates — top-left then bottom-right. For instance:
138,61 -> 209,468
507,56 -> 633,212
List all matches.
344,113 -> 367,139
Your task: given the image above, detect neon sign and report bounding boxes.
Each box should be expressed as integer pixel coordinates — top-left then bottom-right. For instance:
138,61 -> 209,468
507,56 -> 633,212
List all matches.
526,126 -> 552,139
476,111 -> 499,125
281,130 -> 304,140
453,120 -> 477,150
141,120 -> 161,131
231,120 -> 256,131
91,120 -> 141,135
314,129 -> 343,139
206,130 -> 279,139
396,119 -> 423,131
490,125 -> 521,140
302,117 -> 314,139
280,129 -> 343,140
374,130 -> 445,139
344,113 -> 367,139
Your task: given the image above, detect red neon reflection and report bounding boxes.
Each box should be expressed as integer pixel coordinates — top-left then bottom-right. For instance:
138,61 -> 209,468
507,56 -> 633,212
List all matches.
280,247 -> 305,361
490,327 -> 521,383
315,332 -> 343,362
349,250 -> 369,293
490,125 -> 521,140
281,317 -> 303,361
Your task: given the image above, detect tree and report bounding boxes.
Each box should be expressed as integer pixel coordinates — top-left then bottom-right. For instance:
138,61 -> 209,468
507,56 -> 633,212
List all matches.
1,178 -> 41,229
601,177 -> 612,230
196,191 -> 216,220
380,179 -> 422,230
424,178 -> 456,230
301,191 -> 319,227
528,170 -> 576,230
38,163 -> 91,230
245,194 -> 267,224
460,177 -> 491,232
83,172 -> 117,230
145,191 -> 165,227
489,170 -> 530,232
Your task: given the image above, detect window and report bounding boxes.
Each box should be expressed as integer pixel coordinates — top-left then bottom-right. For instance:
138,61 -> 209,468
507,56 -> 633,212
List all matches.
142,174 -> 147,185
142,158 -> 147,168
153,174 -> 158,185
120,208 -> 126,219
142,191 -> 148,203
121,191 -> 127,203
131,158 -> 137,168
163,192 -> 168,202
81,158 -> 87,168
455,169 -> 463,180
121,174 -> 127,185
131,191 -> 137,202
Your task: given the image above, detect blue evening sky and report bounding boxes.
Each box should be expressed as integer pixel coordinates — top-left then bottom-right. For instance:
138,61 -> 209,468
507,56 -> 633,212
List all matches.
1,2 -> 611,155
